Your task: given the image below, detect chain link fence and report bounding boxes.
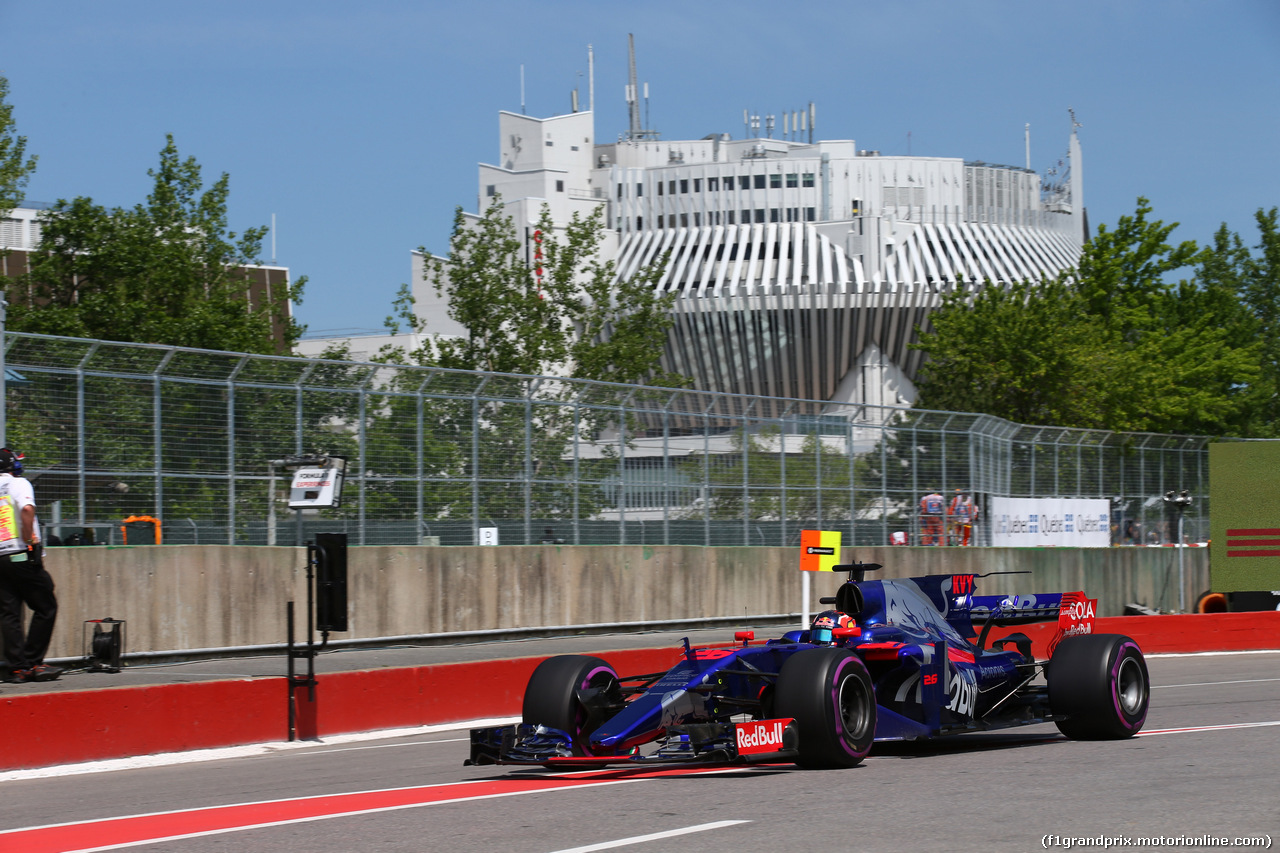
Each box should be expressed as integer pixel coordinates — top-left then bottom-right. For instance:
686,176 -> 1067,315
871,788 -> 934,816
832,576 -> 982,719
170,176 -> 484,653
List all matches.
3,332 -> 1211,548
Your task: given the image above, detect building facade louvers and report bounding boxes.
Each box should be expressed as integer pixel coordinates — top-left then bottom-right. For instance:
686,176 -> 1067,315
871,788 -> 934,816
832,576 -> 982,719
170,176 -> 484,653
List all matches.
411,106 -> 1084,413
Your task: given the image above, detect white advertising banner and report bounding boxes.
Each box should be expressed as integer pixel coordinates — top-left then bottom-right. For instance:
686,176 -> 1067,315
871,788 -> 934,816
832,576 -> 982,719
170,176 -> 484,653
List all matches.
989,497 -> 1111,548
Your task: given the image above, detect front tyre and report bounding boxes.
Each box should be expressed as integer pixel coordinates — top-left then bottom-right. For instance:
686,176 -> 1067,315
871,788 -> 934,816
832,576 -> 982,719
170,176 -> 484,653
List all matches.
775,648 -> 876,768
1049,634 -> 1149,739
522,655 -> 621,756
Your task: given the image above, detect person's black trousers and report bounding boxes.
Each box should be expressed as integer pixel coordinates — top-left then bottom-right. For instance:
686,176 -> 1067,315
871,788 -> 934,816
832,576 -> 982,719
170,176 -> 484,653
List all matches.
0,549 -> 58,671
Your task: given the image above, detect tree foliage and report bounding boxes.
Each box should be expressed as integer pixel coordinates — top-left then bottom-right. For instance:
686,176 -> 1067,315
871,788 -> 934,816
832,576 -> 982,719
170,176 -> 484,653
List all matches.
0,76 -> 38,218
7,135 -> 304,354
394,196 -> 682,386
913,198 -> 1265,436
364,196 -> 686,523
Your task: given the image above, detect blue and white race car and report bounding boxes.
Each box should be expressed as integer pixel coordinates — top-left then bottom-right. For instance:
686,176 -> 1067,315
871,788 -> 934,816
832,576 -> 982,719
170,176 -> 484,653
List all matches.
468,563 -> 1149,769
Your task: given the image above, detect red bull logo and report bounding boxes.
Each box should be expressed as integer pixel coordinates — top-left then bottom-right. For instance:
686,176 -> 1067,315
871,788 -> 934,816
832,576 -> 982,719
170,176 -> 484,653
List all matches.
735,718 -> 792,755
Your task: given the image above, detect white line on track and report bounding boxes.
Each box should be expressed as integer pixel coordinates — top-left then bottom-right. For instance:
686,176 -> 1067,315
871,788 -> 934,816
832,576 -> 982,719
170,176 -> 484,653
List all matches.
0,719 -> 518,783
1148,649 -> 1280,658
1136,720 -> 1280,736
546,821 -> 751,853
1153,677 -> 1280,689
7,768 -> 753,852
286,737 -> 471,755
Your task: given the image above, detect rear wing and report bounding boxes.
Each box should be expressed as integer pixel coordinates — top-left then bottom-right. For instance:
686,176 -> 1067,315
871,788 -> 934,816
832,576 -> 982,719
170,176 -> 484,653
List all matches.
969,591 -> 1097,657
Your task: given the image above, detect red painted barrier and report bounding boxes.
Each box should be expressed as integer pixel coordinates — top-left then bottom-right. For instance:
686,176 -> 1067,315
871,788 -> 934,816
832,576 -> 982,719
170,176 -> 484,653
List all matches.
0,679 -> 284,771
985,610 -> 1280,660
0,615 -> 1275,772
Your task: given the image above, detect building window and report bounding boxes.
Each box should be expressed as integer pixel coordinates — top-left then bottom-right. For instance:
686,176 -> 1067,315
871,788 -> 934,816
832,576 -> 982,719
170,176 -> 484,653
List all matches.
727,211 -> 735,225
571,145 -> 579,151
658,182 -> 664,196
708,177 -> 719,191
770,174 -> 782,189
680,179 -> 689,194
545,140 -> 553,147
617,184 -> 624,199
485,185 -> 496,197
805,207 -> 816,221
770,208 -> 780,222
636,183 -> 643,197
786,173 -> 798,188
694,212 -> 702,226
739,175 -> 751,191
556,180 -> 564,192
802,173 -> 815,187
742,209 -> 751,223
693,178 -> 701,192
681,213 -> 689,227
669,180 -> 676,195
636,216 -> 643,229
754,174 -> 766,189
754,209 -> 765,223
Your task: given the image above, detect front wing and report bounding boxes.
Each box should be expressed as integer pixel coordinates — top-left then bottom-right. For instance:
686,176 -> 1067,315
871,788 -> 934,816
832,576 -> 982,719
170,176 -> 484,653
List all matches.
466,718 -> 799,768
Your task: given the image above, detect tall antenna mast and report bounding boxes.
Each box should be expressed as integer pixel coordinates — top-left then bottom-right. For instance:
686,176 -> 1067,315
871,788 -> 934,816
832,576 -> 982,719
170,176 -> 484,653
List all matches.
627,34 -> 641,139
1025,123 -> 1031,170
520,64 -> 526,115
588,44 -> 594,112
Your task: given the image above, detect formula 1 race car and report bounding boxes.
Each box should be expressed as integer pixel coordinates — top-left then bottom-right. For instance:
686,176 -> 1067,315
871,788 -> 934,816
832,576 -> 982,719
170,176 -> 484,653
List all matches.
467,564 -> 1150,770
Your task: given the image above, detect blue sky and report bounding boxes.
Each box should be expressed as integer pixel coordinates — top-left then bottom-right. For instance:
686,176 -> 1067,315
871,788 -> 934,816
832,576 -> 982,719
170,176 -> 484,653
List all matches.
3,1 -> 1278,339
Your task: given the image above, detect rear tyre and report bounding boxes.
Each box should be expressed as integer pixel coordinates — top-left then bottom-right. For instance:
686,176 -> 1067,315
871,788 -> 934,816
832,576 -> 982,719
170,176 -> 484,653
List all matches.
1049,634 -> 1149,739
522,655 -> 620,756
775,648 -> 876,768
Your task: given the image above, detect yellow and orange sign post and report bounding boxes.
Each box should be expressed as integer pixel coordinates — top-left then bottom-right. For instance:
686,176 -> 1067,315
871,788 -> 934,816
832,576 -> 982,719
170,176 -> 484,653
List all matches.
798,529 -> 842,627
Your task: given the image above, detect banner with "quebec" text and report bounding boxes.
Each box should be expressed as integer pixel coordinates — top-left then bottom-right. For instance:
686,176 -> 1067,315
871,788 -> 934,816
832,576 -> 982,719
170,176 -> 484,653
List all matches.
989,497 -> 1111,548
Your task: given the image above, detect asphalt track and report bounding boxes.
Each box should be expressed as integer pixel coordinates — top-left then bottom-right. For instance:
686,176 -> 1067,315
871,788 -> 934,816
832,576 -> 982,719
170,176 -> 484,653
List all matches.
1,651 -> 1276,853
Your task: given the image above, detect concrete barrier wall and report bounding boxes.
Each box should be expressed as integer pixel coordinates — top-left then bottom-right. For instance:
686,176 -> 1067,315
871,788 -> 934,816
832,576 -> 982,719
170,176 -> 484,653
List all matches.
29,544 -> 1209,660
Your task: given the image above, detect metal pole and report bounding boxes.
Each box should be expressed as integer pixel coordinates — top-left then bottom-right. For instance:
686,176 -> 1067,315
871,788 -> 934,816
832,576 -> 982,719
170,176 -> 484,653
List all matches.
267,465 -> 277,547
1177,510 -> 1186,613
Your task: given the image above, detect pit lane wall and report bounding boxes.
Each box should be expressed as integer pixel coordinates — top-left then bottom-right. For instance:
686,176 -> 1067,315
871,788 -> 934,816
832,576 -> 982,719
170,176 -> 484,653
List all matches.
19,544 -> 1208,661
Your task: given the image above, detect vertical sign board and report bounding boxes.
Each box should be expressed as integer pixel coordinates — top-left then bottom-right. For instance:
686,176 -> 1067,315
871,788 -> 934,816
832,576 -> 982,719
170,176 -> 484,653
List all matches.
798,530 -> 841,629
799,529 -> 842,571
1209,442 -> 1280,593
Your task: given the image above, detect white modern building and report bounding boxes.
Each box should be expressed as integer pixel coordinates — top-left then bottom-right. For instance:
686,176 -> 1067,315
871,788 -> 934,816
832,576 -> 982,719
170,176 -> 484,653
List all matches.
410,69 -> 1084,411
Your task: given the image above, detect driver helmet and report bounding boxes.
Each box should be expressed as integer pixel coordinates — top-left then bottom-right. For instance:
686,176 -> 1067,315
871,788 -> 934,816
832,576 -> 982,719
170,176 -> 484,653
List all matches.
810,610 -> 852,644
0,448 -> 23,476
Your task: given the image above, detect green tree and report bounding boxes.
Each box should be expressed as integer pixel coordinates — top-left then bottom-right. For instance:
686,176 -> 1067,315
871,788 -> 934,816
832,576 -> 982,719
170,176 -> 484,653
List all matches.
366,197 -> 684,526
8,135 -> 304,353
1196,208 -> 1280,435
0,76 -> 37,218
400,196 -> 681,386
913,198 -> 1261,436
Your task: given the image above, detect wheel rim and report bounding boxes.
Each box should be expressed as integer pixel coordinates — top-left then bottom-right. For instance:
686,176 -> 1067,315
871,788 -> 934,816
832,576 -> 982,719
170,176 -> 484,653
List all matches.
1115,656 -> 1145,716
574,670 -> 619,751
837,672 -> 872,741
